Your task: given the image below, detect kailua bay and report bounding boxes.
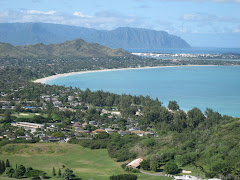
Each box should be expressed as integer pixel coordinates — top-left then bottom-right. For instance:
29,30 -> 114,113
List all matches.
47,66 -> 240,117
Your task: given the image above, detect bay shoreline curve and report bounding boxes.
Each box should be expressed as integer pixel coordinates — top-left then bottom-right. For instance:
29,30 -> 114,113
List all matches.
33,65 -> 217,84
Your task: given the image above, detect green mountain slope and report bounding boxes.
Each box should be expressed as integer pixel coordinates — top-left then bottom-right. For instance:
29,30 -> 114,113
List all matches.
0,39 -> 131,58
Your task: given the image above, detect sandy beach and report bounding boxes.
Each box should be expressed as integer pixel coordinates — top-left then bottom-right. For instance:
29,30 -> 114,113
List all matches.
33,65 -> 216,84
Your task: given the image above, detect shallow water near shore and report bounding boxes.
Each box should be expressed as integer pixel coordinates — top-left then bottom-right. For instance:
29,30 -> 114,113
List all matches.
47,66 -> 240,117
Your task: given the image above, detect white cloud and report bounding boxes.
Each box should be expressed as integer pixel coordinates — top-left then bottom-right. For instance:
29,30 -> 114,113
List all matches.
179,12 -> 240,35
0,10 -> 146,30
27,10 -> 56,15
73,11 -> 92,18
183,13 -> 240,23
233,28 -> 240,33
192,30 -> 200,33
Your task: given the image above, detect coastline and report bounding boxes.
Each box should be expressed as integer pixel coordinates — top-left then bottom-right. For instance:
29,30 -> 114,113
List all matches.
33,65 -> 216,84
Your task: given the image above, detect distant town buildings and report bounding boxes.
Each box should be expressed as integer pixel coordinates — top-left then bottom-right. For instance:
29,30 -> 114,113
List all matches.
173,175 -> 221,180
11,122 -> 44,132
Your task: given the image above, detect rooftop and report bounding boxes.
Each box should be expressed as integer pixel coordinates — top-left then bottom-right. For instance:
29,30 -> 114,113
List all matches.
127,158 -> 143,168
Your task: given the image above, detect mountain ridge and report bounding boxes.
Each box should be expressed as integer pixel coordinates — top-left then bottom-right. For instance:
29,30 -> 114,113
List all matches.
0,22 -> 191,49
0,38 -> 131,58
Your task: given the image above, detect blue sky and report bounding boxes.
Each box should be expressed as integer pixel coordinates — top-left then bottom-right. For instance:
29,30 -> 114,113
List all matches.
0,0 -> 240,48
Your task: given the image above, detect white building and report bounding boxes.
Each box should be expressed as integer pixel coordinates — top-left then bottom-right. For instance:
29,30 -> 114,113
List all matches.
127,158 -> 143,168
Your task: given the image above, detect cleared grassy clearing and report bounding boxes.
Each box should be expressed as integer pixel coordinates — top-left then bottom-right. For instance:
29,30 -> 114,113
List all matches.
0,143 -> 171,180
13,113 -> 47,119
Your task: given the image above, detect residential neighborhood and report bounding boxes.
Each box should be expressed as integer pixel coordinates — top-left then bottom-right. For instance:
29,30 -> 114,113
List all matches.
0,84 -> 160,144
1,119 -> 156,143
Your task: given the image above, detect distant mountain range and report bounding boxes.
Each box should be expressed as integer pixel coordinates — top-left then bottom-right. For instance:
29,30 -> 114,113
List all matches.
0,23 -> 191,49
0,39 -> 131,58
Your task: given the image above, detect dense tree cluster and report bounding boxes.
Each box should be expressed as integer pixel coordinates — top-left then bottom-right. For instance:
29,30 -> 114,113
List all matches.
70,133 -> 139,162
110,174 -> 137,180
164,161 -> 179,175
52,166 -> 75,180
1,159 -> 46,179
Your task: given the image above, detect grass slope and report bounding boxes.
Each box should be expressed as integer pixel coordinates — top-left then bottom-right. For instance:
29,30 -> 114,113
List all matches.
0,143 -> 170,180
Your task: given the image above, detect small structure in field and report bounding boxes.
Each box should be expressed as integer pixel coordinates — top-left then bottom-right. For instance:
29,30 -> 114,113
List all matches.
118,130 -> 131,136
92,129 -> 106,134
73,122 -> 82,128
182,170 -> 192,174
105,128 -> 116,134
174,175 -> 202,180
126,158 -> 143,169
131,130 -> 145,136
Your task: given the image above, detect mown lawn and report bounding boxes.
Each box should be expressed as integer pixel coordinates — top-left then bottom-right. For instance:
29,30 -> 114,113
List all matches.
0,143 -> 171,180
13,112 -> 47,119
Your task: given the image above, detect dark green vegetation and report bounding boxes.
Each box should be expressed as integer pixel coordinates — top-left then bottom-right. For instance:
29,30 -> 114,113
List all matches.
61,168 -> 75,180
0,159 -> 46,179
0,48 -> 240,180
0,39 -> 130,58
70,133 -> 139,162
164,162 -> 179,175
110,174 -> 137,180
0,23 -> 191,48
168,101 -> 179,111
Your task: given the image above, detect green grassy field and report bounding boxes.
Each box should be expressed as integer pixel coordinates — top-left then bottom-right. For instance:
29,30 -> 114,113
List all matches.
0,143 -> 171,180
13,113 -> 47,119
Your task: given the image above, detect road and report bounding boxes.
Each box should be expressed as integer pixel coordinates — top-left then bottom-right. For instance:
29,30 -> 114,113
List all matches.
140,170 -> 164,176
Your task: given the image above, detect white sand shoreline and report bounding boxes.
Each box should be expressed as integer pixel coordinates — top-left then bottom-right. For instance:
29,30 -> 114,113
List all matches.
33,65 -> 217,84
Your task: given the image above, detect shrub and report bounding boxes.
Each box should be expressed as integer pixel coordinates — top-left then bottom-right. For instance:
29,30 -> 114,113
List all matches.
142,138 -> 155,147
61,168 -> 75,180
168,101 -> 179,111
175,152 -> 199,166
140,159 -> 151,171
110,174 -> 137,180
108,146 -> 137,162
159,152 -> 175,163
121,163 -> 128,169
5,167 -> 15,177
124,166 -> 140,173
25,169 -> 46,179
150,154 -> 161,172
79,139 -> 109,149
164,161 -> 179,175
205,171 -> 218,178
14,164 -> 26,178
116,152 -> 137,162
94,132 -> 110,140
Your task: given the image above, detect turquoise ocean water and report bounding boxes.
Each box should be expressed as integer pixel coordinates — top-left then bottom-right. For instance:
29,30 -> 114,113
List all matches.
47,66 -> 240,117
